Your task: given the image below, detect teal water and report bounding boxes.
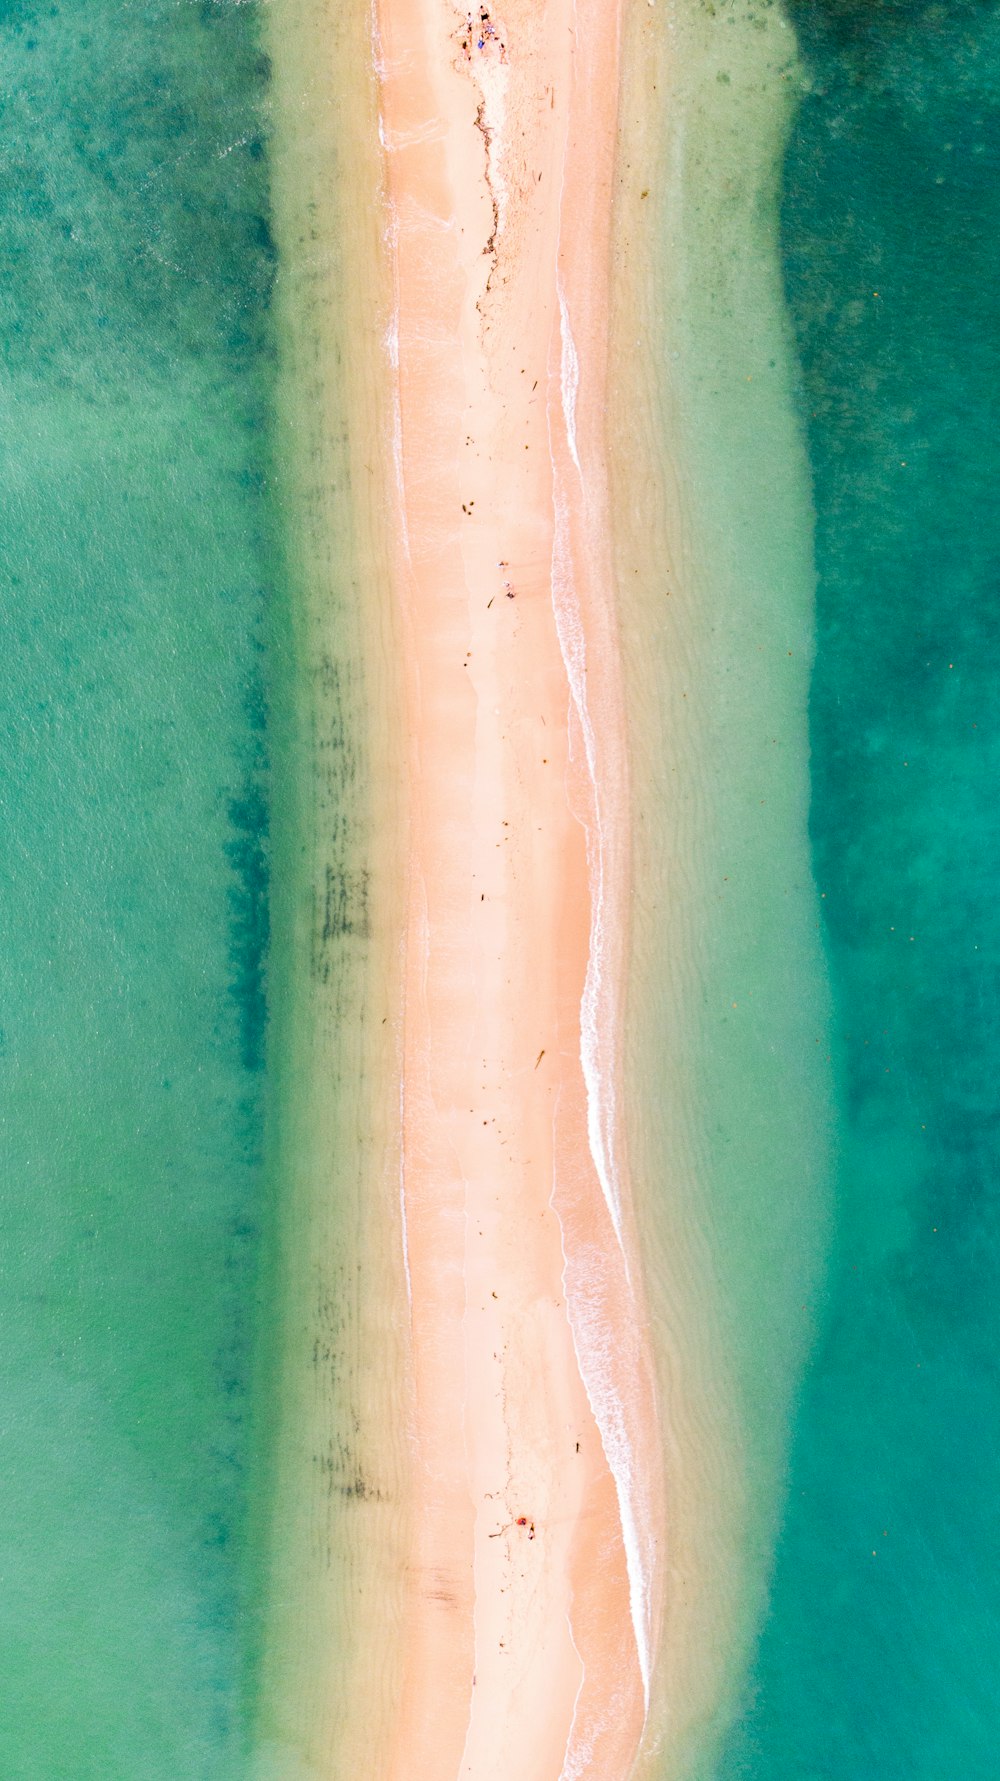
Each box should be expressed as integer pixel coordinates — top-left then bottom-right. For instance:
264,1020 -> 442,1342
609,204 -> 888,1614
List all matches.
0,1 -> 280,1771
718,3 -> 1000,1774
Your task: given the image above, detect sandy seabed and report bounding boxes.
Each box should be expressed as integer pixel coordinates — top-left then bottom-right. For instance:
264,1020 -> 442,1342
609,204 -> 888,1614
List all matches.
375,0 -> 664,1775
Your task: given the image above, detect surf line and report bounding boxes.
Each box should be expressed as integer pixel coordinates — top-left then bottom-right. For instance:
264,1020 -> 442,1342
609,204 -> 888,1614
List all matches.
375,0 -> 663,1775
547,171 -> 658,1743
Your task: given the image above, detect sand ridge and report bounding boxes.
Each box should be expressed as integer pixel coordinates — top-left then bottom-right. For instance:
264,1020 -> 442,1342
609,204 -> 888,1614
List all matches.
375,0 -> 664,1773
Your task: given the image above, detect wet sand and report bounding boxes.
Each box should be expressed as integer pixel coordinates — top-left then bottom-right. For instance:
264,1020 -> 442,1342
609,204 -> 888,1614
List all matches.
376,0 -> 663,1775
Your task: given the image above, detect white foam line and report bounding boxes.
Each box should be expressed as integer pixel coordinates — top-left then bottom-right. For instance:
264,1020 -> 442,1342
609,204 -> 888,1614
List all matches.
549,1130 -> 653,1717
557,1612 -> 591,1781
547,278 -> 652,1711
368,0 -> 386,79
557,279 -> 582,474
379,115 -> 446,153
546,344 -> 627,1264
572,1270 -> 653,1714
548,12 -> 628,1278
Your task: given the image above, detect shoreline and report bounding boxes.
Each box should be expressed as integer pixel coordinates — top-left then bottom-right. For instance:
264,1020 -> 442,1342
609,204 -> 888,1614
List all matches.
250,0 -> 411,1771
609,4 -> 834,1772
376,0 -> 663,1775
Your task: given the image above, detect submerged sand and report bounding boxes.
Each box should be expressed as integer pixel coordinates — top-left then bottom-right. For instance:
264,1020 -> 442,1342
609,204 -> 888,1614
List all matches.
376,0 -> 663,1775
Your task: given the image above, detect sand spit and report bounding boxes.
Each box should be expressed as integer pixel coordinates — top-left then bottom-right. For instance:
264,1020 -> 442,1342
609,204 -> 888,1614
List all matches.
375,0 -> 664,1776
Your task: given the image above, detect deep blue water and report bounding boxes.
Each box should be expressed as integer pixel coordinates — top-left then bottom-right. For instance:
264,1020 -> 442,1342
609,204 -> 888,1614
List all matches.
719,3 -> 1000,1775
0,1 -> 279,1770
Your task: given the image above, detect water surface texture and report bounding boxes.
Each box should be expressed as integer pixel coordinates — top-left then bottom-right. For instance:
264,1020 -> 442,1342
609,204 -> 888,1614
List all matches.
0,2 -> 278,1771
719,3 -> 1000,1774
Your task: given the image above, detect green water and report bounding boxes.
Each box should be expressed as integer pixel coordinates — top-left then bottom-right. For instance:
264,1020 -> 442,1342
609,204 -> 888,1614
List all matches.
716,2 -> 1000,1774
0,1 -> 279,1770
612,7 -> 835,1771
7,0 -> 997,1772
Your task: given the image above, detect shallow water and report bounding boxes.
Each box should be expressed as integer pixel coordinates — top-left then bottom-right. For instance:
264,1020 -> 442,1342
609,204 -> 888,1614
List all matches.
609,7 -> 835,1773
717,3 -> 1000,1774
0,2 -> 278,1769
8,0 -> 997,1771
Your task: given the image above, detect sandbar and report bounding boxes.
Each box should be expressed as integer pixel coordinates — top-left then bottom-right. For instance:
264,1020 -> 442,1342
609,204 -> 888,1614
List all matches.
375,0 -> 664,1775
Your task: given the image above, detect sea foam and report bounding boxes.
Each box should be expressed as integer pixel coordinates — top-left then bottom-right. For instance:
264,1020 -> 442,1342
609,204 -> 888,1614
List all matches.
546,287 -> 656,1713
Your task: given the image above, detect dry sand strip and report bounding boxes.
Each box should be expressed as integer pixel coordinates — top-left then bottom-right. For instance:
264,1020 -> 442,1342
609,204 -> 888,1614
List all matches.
375,1 -> 664,1775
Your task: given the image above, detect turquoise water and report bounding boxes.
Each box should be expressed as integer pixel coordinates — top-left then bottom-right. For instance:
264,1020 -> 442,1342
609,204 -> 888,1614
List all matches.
0,1 -> 279,1770
8,0 -> 1000,1772
718,4 -> 1000,1774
